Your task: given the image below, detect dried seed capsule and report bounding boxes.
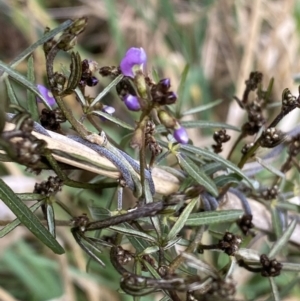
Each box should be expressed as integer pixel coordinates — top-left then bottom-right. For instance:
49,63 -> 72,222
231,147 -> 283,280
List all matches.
259,127 -> 285,148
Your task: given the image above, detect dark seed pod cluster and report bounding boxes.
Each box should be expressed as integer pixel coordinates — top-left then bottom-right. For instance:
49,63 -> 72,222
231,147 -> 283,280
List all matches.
145,120 -> 162,157
260,254 -> 282,277
259,127 -> 285,148
260,185 -> 279,200
218,231 -> 242,256
237,214 -> 254,235
212,129 -> 231,153
40,108 -> 66,132
34,176 -> 63,196
79,59 -> 99,88
150,78 -> 177,105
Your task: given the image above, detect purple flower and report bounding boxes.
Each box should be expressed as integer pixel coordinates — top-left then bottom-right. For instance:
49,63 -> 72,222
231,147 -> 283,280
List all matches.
123,94 -> 141,111
37,85 -> 56,107
102,105 -> 115,115
120,47 -> 147,78
173,125 -> 189,144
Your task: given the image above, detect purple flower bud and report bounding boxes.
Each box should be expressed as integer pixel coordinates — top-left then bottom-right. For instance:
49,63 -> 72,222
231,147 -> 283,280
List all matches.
86,76 -> 99,87
123,94 -> 141,111
37,85 -> 56,107
173,126 -> 189,144
120,47 -> 147,78
102,105 -> 115,115
165,91 -> 177,104
159,78 -> 171,92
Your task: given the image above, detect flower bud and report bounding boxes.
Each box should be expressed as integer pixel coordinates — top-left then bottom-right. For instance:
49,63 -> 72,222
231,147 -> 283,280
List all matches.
123,94 -> 141,111
173,124 -> 189,144
157,110 -> 176,128
86,76 -> 99,87
158,78 -> 171,92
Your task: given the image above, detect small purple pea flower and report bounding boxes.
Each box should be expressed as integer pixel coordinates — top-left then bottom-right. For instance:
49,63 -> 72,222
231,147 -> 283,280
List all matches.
102,105 -> 115,115
98,105 -> 115,122
173,125 -> 189,144
120,47 -> 147,78
123,94 -> 141,111
37,85 -> 56,107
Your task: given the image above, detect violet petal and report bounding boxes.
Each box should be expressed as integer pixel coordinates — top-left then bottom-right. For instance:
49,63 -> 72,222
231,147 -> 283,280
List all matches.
123,94 -> 141,111
120,47 -> 147,78
37,85 -> 56,107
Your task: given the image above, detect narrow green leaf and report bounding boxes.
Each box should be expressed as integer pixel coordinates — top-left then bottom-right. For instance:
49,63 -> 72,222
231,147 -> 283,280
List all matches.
268,219 -> 297,258
281,262 -> 300,271
265,277 -> 300,301
109,224 -> 156,242
0,19 -> 73,79
156,120 -> 240,133
268,277 -> 280,301
142,260 -> 161,279
0,61 -> 51,110
74,87 -> 86,106
176,64 -> 189,117
256,157 -> 285,178
139,245 -> 159,256
176,153 -> 218,196
180,144 -> 254,188
90,74 -> 123,107
46,204 -> 56,237
91,110 -> 134,130
0,201 -> 42,238
0,179 -> 64,254
16,193 -> 46,201
170,210 -> 243,226
4,78 -> 20,105
182,252 -> 219,278
182,99 -> 223,115
26,55 -> 39,121
167,197 -> 198,241
144,181 -> 162,237
213,174 -> 241,187
270,206 -> 283,239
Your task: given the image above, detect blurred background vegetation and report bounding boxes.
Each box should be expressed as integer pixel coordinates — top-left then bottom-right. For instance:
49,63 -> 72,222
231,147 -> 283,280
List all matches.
1,0 -> 300,300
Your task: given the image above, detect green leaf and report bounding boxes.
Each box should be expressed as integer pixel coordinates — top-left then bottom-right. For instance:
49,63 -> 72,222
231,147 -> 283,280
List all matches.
281,262 -> 300,271
268,277 -> 280,301
74,87 -> 86,106
90,74 -> 123,107
91,110 -> 134,130
176,64 -> 189,117
26,55 -> 39,121
270,206 -> 283,239
180,144 -> 254,188
167,197 -> 198,241
256,157 -> 286,178
16,193 -> 47,201
0,19 -> 73,79
182,99 -> 223,115
46,203 -> 56,237
0,61 -> 52,110
0,201 -> 42,238
109,224 -> 156,242
0,179 -> 64,254
268,219 -> 297,258
4,78 -> 20,105
176,153 -> 218,196
213,174 -> 241,187
170,210 -> 243,226
156,120 -> 240,133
